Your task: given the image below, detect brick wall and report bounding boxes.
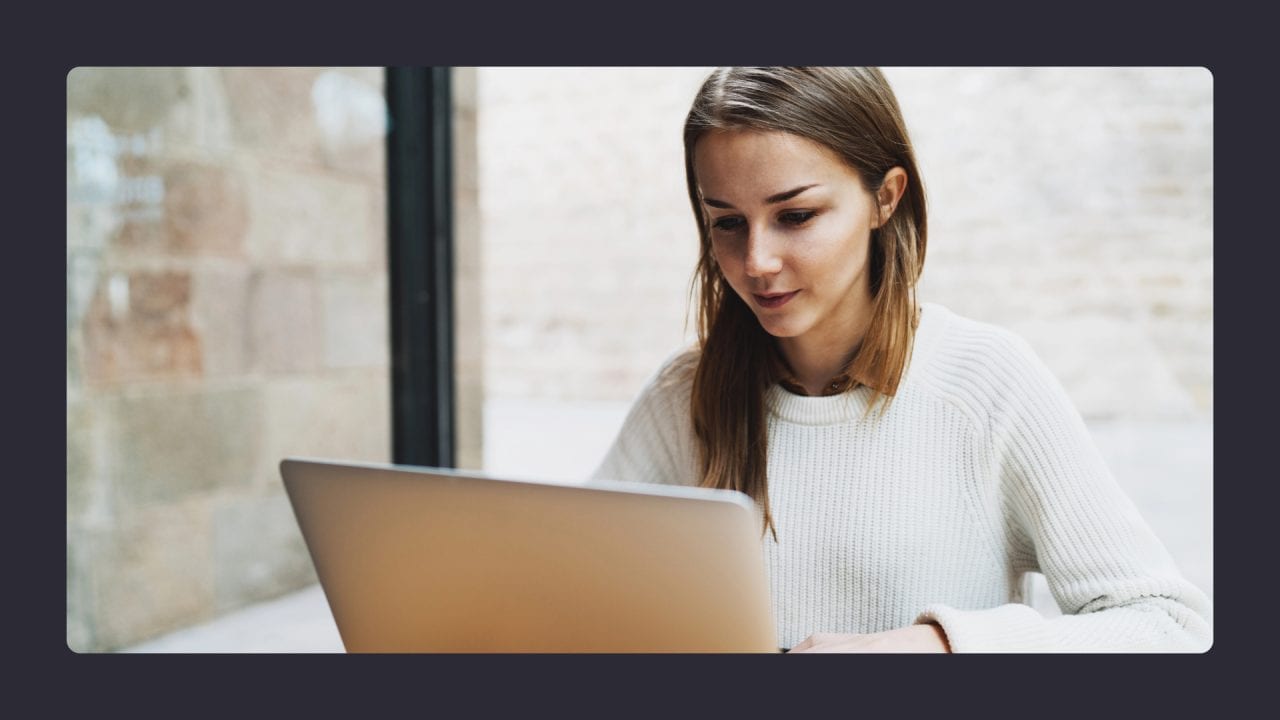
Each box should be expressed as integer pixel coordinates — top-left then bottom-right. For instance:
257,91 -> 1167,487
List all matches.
477,68 -> 711,403
891,67 -> 1212,420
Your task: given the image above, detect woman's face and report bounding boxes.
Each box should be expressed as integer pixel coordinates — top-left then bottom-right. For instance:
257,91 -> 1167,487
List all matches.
694,129 -> 885,346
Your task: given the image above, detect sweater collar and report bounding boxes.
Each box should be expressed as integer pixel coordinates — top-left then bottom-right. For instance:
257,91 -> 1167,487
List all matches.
764,302 -> 952,426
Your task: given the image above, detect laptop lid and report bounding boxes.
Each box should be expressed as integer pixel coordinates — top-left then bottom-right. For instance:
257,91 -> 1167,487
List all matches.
280,457 -> 778,652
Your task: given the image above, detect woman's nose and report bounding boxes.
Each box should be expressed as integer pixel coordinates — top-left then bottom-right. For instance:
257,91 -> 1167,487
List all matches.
744,229 -> 783,277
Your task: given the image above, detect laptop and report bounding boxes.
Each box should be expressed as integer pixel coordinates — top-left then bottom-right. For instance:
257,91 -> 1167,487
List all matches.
280,457 -> 779,653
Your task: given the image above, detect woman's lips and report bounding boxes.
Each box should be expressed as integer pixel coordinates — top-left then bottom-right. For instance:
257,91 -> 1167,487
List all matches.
753,290 -> 799,309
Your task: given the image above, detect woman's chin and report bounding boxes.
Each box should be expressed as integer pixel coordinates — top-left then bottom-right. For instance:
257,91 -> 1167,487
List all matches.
754,315 -> 806,339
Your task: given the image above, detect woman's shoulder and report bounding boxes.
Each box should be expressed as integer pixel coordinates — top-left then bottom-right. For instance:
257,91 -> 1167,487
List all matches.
647,343 -> 701,398
920,303 -> 1045,377
914,304 -> 1064,418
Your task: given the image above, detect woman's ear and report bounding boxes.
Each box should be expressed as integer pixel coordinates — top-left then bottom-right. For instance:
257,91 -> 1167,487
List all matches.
872,167 -> 909,228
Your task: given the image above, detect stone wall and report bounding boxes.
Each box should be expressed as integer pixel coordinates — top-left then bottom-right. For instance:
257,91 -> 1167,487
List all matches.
66,67 -> 393,651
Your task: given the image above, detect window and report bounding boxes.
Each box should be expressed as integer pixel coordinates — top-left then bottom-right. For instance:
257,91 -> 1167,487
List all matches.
67,67 -> 391,651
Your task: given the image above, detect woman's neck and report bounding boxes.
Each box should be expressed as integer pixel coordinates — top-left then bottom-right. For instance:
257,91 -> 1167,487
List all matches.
776,310 -> 872,397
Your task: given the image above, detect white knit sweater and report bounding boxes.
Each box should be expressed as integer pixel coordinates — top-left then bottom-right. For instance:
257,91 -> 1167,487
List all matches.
590,303 -> 1213,652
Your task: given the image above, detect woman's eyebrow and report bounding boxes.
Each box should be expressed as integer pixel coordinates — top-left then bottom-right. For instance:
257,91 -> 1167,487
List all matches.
702,184 -> 821,209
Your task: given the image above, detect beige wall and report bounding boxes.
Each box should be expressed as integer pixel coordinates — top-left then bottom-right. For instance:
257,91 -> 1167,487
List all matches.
893,67 -> 1212,420
66,67 -> 393,651
453,68 -> 485,471
477,68 -> 710,404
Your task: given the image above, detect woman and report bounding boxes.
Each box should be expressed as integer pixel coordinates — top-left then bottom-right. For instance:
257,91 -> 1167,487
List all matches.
591,67 -> 1212,652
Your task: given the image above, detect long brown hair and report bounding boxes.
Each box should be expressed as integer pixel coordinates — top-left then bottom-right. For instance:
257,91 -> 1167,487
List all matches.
683,67 -> 928,540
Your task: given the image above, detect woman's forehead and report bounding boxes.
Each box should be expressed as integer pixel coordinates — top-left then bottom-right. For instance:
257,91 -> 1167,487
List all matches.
693,129 -> 858,198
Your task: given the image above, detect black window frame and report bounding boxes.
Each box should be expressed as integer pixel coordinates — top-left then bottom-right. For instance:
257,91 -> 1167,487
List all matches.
386,66 -> 455,468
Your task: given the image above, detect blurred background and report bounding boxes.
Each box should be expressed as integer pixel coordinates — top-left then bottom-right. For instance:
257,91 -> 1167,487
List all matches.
66,67 -> 1212,652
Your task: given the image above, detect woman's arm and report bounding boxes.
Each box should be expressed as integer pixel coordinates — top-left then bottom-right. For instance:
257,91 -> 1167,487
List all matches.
916,330 -> 1212,652
588,347 -> 700,487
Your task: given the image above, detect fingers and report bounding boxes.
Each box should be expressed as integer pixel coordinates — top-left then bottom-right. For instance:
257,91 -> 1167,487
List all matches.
788,633 -> 830,653
789,635 -> 815,653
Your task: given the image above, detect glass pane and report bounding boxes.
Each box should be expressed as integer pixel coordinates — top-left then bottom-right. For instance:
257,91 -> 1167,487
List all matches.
66,67 -> 390,651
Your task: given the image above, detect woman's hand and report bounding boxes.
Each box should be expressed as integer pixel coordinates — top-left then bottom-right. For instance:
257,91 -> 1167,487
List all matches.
789,623 -> 951,653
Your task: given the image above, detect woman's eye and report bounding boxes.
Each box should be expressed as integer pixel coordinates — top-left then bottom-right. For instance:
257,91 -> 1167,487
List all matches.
712,216 -> 745,232
780,211 -> 816,226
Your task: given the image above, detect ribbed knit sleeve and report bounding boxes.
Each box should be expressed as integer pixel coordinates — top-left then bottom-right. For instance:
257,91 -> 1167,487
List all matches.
913,328 -> 1213,652
588,347 -> 701,487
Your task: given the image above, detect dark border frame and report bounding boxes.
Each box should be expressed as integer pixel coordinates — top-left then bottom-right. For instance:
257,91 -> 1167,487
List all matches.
386,67 -> 455,468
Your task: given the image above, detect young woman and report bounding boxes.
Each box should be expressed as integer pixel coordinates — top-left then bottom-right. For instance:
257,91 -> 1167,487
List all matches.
591,67 -> 1212,653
